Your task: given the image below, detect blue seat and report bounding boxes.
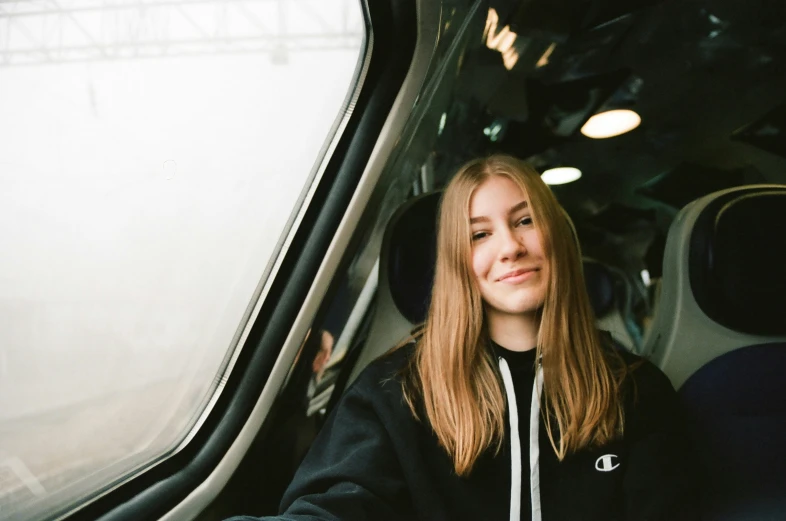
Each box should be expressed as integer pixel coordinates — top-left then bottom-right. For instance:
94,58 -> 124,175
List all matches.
643,185 -> 786,519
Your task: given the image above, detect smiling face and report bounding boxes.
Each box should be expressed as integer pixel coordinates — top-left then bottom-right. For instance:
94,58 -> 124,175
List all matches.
469,175 -> 550,324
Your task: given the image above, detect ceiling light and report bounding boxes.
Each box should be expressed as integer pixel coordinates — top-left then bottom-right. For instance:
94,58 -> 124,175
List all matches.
483,121 -> 504,142
502,47 -> 519,70
542,167 -> 582,185
536,42 -> 556,68
581,109 -> 641,138
484,7 -> 519,70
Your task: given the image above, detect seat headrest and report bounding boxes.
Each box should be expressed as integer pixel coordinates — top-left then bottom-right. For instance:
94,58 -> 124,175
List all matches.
689,187 -> 786,335
582,259 -> 615,318
387,192 -> 441,324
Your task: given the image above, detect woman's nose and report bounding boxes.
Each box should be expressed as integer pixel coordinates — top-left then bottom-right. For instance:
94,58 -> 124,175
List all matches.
498,227 -> 525,260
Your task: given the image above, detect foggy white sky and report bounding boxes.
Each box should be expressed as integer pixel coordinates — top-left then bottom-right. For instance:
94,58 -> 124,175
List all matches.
0,0 -> 364,420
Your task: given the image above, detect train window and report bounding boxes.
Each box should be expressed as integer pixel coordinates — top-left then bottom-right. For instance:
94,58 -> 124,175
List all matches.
0,1 -> 365,519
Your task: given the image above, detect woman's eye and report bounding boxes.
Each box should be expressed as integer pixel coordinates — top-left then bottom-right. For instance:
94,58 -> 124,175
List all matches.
517,216 -> 533,227
471,231 -> 488,241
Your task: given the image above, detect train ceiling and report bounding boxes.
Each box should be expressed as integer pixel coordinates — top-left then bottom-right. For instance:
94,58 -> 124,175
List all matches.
437,0 -> 786,257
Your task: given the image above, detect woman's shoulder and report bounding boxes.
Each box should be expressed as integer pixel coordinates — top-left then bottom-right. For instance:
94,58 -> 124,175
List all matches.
617,349 -> 675,397
598,331 -> 675,396
610,347 -> 682,437
344,340 -> 416,404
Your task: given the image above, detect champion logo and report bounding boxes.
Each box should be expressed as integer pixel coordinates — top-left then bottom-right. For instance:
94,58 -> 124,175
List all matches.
594,454 -> 620,472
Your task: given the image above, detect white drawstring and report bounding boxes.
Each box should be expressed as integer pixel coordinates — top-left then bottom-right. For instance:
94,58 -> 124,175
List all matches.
529,366 -> 544,521
498,357 -> 521,521
498,357 -> 544,521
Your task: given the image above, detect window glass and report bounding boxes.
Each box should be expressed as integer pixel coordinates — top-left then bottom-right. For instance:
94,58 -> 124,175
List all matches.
0,1 -> 365,519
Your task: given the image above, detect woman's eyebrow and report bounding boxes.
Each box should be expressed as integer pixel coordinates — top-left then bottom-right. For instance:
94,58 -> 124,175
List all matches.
470,201 -> 528,224
508,200 -> 528,214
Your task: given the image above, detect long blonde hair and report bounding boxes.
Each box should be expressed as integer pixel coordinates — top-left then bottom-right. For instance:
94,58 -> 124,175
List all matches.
401,154 -> 628,476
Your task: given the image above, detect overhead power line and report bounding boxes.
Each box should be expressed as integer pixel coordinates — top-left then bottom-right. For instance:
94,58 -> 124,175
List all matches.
0,0 -> 363,66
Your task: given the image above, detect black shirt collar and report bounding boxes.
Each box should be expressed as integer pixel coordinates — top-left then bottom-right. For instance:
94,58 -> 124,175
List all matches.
492,340 -> 538,371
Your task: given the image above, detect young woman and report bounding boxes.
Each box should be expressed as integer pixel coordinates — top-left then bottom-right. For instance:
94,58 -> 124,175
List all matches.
229,155 -> 695,521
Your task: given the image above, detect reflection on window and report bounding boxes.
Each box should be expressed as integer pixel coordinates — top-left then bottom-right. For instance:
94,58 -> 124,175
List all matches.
0,1 -> 364,519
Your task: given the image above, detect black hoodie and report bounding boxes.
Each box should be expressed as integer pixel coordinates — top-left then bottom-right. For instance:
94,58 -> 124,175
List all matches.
228,341 -> 696,521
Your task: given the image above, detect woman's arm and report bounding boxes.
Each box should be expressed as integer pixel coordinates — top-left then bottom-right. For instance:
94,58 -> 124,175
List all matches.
225,382 -> 410,521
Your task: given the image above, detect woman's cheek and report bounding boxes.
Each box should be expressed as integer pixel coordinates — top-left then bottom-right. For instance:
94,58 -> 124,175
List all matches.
471,244 -> 492,280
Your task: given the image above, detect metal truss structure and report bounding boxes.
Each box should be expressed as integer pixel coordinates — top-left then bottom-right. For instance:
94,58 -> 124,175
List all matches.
0,0 -> 364,66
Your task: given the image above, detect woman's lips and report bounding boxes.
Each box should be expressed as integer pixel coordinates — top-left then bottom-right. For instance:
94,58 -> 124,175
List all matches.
498,268 -> 538,284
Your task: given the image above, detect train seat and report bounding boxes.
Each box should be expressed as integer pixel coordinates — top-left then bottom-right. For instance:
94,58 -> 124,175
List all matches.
582,258 -> 641,352
643,185 -> 786,519
348,192 -> 440,384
